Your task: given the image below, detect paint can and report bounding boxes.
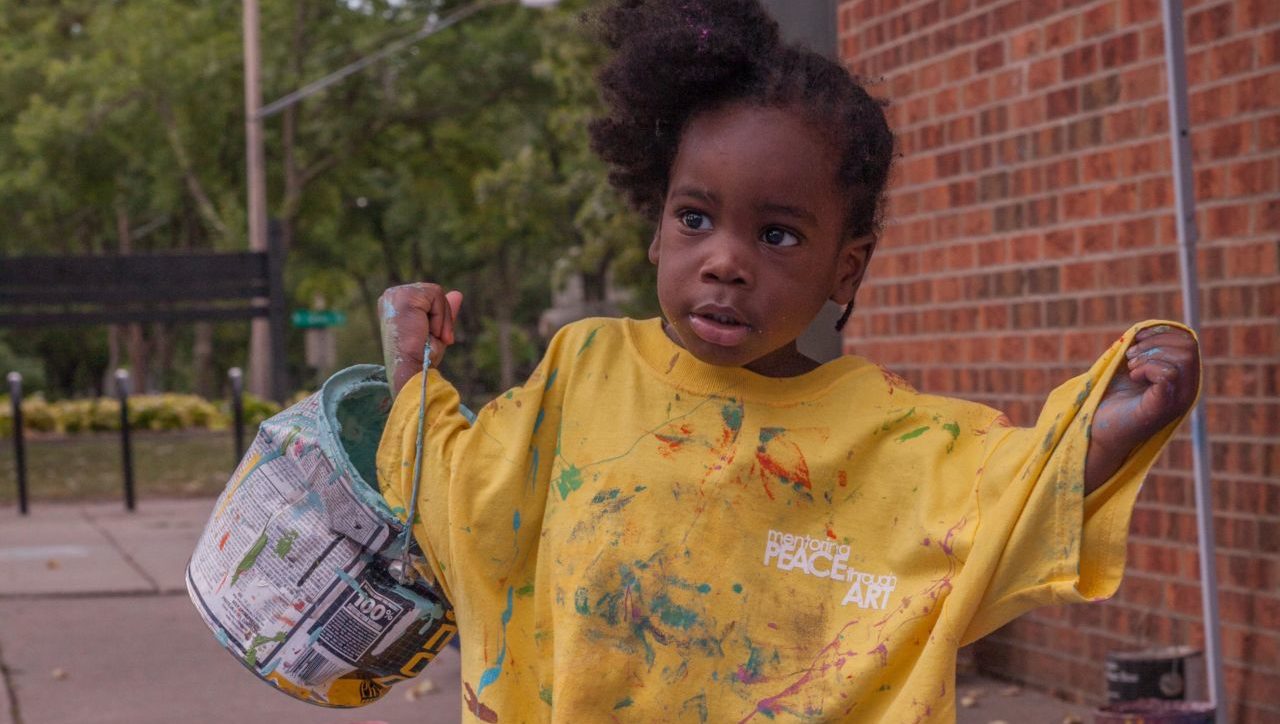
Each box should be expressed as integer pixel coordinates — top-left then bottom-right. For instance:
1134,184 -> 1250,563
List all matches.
1093,699 -> 1216,723
1106,646 -> 1205,703
186,365 -> 455,707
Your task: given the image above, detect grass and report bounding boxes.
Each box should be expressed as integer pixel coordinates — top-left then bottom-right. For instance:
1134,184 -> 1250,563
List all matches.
0,429 -> 249,504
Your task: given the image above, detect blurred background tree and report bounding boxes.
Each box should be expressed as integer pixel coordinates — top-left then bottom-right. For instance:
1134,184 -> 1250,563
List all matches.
0,0 -> 650,408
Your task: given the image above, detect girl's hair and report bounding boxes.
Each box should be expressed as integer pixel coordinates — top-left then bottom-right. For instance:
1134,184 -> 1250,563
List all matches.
586,0 -> 896,330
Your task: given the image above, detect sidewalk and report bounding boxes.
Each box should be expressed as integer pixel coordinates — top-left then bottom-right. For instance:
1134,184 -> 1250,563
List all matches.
0,499 -> 1096,724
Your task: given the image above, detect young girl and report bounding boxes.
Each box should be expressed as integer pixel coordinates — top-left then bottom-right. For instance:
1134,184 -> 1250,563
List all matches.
376,0 -> 1200,720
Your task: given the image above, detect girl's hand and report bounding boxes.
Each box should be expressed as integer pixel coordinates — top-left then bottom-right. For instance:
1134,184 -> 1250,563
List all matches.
1085,326 -> 1200,492
379,283 -> 464,396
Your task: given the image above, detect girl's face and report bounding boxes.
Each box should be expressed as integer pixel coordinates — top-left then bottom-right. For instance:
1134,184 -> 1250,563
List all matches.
649,102 -> 872,377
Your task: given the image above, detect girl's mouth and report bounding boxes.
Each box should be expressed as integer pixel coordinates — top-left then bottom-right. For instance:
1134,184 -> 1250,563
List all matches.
688,311 -> 752,347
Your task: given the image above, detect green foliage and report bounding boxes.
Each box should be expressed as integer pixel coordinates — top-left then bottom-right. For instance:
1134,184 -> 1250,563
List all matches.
238,393 -> 283,429
0,392 -> 230,436
1,0 -> 652,402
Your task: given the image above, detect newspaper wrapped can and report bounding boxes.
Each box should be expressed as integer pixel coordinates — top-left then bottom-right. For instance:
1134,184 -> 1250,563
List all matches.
186,365 -> 455,707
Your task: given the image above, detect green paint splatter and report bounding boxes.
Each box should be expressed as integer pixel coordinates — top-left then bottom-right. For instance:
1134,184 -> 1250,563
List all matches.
881,407 -> 916,432
613,696 -> 633,710
942,421 -> 960,453
555,464 -> 583,500
720,401 -> 743,432
231,531 -> 269,586
634,485 -> 647,492
244,631 -> 286,667
651,594 -> 698,629
1074,379 -> 1094,407
540,686 -> 553,705
896,426 -> 930,442
733,583 -> 743,594
574,587 -> 590,615
516,583 -> 535,597
273,530 -> 298,559
578,325 -> 603,356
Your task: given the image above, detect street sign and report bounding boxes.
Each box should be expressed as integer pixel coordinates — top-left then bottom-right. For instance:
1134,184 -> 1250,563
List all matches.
291,309 -> 347,328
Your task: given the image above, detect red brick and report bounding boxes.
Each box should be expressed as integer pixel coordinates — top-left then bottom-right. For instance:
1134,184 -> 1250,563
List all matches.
1187,4 -> 1234,46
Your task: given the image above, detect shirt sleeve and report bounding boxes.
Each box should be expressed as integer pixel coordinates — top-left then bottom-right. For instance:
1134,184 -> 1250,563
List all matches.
957,320 -> 1197,645
375,342 -> 567,607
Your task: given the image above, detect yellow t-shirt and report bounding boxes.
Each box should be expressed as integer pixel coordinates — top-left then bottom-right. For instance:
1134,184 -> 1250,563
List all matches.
377,317 -> 1185,722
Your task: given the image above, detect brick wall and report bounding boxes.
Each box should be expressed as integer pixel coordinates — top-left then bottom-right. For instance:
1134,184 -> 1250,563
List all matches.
836,0 -> 1279,720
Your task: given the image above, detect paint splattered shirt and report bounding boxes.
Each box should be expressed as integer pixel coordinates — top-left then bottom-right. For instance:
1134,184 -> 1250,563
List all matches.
376,317 -> 1182,722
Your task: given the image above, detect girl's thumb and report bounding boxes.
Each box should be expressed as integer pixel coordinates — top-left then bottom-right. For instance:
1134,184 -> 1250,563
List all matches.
446,290 -> 464,321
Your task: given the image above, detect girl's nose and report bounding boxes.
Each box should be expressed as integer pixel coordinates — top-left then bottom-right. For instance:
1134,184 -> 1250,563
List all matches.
699,233 -> 753,286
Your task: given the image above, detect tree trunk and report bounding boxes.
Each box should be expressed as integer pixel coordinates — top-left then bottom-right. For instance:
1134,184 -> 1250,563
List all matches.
115,205 -> 150,389
193,322 -> 215,398
495,248 -> 517,391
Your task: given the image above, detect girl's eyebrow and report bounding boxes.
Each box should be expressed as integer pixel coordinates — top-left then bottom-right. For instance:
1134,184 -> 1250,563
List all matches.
755,202 -> 818,225
670,186 -> 718,205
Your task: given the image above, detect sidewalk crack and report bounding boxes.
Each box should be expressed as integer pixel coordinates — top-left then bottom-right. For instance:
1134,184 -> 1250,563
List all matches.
0,639 -> 23,724
81,508 -> 160,593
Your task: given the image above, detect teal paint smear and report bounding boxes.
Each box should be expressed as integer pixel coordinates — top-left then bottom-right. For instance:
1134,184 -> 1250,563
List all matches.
307,625 -> 326,646
592,488 -> 621,504
758,427 -> 784,445
544,368 -> 559,390
533,409 -> 545,435
513,510 -> 522,532
720,401 -> 744,432
651,593 -> 698,629
214,628 -> 230,648
476,586 -> 514,695
555,464 -> 583,500
527,446 -> 541,490
334,568 -> 369,605
578,325 -> 603,356
614,696 -> 634,709
733,583 -> 743,594
896,426 -> 929,442
574,587 -> 590,614
393,584 -> 446,630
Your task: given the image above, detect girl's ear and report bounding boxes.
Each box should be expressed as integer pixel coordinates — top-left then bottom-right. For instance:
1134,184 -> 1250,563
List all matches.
648,224 -> 662,265
831,236 -> 876,305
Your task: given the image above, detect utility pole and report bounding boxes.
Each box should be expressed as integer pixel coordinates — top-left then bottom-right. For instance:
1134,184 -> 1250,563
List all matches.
243,0 -> 272,398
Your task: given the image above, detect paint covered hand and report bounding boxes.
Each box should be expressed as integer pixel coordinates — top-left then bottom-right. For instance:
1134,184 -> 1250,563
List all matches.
1084,326 -> 1199,493
379,283 -> 463,396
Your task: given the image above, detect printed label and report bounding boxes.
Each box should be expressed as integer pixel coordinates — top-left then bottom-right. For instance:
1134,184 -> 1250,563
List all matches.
762,529 -> 898,610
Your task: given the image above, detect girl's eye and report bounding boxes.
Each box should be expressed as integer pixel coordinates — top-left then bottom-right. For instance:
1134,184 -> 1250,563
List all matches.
762,227 -> 799,247
680,210 -> 712,231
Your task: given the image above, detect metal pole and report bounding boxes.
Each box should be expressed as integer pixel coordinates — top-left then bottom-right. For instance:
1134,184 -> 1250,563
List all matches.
1161,0 -> 1225,714
7,372 -> 28,515
115,369 -> 136,512
229,367 -> 245,463
243,0 -> 273,401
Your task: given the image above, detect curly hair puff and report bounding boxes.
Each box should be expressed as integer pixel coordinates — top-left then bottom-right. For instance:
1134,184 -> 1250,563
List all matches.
586,0 -> 896,329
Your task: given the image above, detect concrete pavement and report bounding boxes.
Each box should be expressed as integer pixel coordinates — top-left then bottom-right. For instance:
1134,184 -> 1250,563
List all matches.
0,498 -> 1096,724
0,500 -> 460,724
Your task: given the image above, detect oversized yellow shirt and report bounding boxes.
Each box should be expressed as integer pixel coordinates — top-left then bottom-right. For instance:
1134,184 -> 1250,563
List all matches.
377,317 -> 1185,722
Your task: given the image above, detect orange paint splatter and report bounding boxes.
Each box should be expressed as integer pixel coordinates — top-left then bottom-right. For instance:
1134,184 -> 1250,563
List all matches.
218,531 -> 231,551
826,526 -> 838,540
